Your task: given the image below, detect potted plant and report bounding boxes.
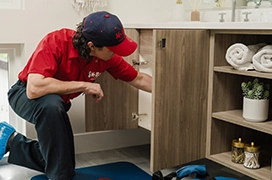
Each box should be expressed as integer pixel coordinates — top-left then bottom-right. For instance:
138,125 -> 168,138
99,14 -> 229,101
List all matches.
241,78 -> 270,122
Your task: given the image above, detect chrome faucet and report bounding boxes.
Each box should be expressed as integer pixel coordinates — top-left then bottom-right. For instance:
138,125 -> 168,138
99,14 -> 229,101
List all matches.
231,0 -> 237,22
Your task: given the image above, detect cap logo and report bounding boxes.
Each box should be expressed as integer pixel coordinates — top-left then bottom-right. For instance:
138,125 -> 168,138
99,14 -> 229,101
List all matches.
116,31 -> 122,39
115,28 -> 125,42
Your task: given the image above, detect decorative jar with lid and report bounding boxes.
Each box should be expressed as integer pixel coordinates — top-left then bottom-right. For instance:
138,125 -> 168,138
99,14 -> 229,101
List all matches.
231,138 -> 245,164
244,142 -> 260,169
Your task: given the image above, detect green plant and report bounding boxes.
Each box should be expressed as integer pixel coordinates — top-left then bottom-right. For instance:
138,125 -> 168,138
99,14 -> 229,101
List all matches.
241,78 -> 270,100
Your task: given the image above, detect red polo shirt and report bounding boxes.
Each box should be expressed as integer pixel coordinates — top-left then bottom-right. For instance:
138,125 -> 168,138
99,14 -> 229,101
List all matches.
18,28 -> 138,103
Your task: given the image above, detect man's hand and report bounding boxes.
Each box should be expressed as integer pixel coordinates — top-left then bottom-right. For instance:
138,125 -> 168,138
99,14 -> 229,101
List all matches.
83,83 -> 104,103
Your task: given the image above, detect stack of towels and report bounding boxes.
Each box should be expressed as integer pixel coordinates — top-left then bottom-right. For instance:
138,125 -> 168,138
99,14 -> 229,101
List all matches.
225,43 -> 272,72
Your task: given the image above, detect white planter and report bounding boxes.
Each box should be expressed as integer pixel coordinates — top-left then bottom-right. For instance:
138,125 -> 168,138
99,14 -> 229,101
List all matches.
243,97 -> 269,122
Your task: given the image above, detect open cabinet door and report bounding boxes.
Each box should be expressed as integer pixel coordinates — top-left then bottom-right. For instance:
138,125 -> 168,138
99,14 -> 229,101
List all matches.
85,29 -> 140,132
151,29 -> 210,172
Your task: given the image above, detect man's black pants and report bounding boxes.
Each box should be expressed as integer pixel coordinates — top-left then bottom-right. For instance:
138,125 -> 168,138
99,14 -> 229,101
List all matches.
7,80 -> 76,180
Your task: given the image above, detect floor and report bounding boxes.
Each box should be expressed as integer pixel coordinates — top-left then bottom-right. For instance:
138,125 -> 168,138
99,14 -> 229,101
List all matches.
0,144 -> 151,180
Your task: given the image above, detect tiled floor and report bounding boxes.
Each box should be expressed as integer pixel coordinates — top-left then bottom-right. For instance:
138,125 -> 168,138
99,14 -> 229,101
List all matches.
0,144 -> 151,180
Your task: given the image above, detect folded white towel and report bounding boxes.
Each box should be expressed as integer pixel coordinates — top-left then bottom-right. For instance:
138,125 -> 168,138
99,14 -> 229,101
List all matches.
253,45 -> 272,72
225,43 -> 266,71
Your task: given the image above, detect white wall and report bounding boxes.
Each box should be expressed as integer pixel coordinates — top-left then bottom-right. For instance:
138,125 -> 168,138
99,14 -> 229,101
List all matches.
0,0 -> 86,57
107,0 -> 247,23
108,0 -> 174,23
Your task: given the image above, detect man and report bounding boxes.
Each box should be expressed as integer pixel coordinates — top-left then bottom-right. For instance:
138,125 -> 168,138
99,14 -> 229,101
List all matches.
0,11 -> 152,180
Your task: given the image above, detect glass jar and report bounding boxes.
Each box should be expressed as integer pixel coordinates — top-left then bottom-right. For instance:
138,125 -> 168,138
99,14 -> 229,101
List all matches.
244,142 -> 260,169
231,138 -> 245,164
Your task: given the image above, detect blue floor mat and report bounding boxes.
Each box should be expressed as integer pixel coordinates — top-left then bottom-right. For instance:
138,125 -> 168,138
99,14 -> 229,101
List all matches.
31,161 -> 151,180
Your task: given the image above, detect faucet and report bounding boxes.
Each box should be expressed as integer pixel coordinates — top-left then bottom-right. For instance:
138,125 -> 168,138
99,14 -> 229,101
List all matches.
254,0 -> 263,7
231,0 -> 237,22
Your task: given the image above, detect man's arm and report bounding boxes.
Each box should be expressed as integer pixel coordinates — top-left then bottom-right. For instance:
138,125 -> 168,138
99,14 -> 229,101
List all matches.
26,73 -> 104,102
128,72 -> 152,93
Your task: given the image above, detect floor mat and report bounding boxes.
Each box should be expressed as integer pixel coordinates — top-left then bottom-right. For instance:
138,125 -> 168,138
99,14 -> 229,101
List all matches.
31,161 -> 151,180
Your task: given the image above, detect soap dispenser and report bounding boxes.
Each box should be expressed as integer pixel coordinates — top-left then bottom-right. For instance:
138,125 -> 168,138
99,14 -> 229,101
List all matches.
172,0 -> 185,22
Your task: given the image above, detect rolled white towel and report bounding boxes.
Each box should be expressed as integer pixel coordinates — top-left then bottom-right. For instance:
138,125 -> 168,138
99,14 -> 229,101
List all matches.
253,45 -> 272,73
225,43 -> 266,71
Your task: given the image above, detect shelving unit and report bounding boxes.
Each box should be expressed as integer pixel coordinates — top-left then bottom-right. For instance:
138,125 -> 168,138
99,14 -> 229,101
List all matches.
207,30 -> 272,180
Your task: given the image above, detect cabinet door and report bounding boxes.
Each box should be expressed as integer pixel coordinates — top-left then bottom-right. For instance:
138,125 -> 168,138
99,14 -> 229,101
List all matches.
151,30 -> 210,172
85,29 -> 140,132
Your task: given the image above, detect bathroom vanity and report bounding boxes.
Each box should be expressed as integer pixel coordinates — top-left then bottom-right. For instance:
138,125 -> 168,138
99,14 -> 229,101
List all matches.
85,22 -> 272,180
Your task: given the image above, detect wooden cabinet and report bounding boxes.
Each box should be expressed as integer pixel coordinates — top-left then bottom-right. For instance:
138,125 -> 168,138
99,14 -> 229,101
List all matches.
141,29 -> 210,172
207,30 -> 272,180
85,28 -> 210,172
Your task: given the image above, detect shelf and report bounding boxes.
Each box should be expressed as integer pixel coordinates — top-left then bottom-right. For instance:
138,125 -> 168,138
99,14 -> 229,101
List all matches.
210,31 -> 272,179
208,152 -> 271,180
138,122 -> 151,131
214,66 -> 272,79
212,110 -> 272,135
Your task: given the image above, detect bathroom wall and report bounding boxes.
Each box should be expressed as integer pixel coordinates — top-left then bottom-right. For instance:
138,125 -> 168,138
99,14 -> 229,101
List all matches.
108,0 -> 210,23
107,0 -> 247,23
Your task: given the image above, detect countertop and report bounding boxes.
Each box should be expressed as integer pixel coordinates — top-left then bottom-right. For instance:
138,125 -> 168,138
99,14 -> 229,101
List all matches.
123,22 -> 272,30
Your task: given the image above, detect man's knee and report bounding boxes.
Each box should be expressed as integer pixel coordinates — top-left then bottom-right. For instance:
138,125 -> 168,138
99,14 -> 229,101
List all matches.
38,94 -> 66,115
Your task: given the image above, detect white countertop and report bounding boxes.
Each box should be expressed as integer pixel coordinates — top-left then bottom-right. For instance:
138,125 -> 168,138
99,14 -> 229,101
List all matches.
123,22 -> 272,30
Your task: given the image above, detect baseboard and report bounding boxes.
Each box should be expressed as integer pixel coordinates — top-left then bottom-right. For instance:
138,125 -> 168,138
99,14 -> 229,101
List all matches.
74,128 -> 151,154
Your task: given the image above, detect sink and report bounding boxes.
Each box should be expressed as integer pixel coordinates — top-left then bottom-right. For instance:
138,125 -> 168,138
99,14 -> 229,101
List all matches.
200,7 -> 272,22
238,7 -> 272,22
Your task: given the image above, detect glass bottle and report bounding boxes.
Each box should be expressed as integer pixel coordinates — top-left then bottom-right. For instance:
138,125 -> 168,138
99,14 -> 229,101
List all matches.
231,138 -> 245,164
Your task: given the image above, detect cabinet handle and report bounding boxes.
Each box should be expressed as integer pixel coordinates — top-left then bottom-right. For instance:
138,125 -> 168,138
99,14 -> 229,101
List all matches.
158,38 -> 166,48
132,59 -> 149,66
132,112 -> 148,121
